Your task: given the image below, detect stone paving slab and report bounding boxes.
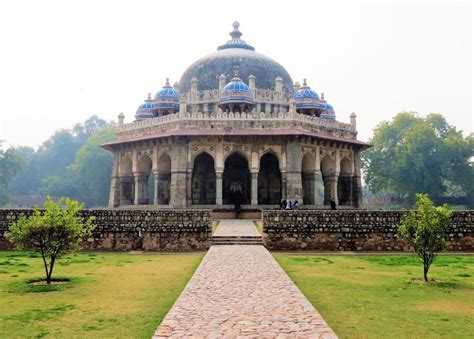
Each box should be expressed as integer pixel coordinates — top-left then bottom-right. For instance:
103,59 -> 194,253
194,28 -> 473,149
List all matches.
213,219 -> 261,237
154,220 -> 337,338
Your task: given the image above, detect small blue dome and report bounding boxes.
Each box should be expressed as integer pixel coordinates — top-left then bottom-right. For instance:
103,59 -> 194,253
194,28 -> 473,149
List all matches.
321,103 -> 336,120
154,78 -> 179,112
293,80 -> 327,111
221,75 -> 254,105
135,93 -> 156,121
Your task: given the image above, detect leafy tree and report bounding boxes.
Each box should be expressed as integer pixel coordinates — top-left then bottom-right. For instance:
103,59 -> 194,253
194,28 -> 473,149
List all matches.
68,126 -> 116,207
362,112 -> 474,206
10,116 -> 112,206
5,197 -> 95,284
399,194 -> 452,282
0,144 -> 25,205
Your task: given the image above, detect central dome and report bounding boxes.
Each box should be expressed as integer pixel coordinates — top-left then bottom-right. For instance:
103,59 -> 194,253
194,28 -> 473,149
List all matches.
179,22 -> 293,92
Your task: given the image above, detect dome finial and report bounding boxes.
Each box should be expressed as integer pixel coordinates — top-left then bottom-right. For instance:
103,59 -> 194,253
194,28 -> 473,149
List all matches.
230,21 -> 242,39
147,92 -> 151,100
165,78 -> 170,85
303,78 -> 308,86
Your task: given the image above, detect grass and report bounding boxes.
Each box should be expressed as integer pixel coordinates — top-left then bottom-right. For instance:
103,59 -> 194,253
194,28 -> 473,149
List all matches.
0,251 -> 203,338
274,253 -> 474,339
253,220 -> 263,234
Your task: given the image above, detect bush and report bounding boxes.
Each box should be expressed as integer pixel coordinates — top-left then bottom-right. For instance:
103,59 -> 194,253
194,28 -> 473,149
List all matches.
399,194 -> 452,282
6,197 -> 95,284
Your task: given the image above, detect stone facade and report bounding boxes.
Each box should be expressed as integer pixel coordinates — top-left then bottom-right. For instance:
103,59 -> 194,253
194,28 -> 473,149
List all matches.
102,22 -> 370,210
262,210 -> 474,251
0,209 -> 212,251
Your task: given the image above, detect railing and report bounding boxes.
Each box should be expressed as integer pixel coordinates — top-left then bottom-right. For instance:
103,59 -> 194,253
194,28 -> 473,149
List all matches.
120,111 -> 356,133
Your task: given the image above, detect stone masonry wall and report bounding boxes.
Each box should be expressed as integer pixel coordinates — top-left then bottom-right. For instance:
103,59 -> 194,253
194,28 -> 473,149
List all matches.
0,209 -> 212,251
262,210 -> 473,251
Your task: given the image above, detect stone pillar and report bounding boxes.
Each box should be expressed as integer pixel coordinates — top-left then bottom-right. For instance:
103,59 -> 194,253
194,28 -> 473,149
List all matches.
353,151 -> 362,208
251,170 -> 258,205
281,171 -> 287,199
285,137 -> 303,201
248,74 -> 256,99
117,113 -> 124,130
219,74 -> 226,95
133,173 -> 148,205
170,138 -> 188,208
331,174 -> 339,205
350,112 -> 357,130
153,170 -> 159,205
314,171 -> 323,205
190,77 -> 198,102
179,97 -> 187,119
216,171 -> 223,205
186,169 -> 193,206
275,77 -> 283,101
108,152 -> 120,207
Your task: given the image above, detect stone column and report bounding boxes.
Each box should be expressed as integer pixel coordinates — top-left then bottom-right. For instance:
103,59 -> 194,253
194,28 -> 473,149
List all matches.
216,171 -> 223,205
251,170 -> 258,205
133,174 -> 148,205
330,174 -> 339,205
285,137 -> 303,201
170,138 -> 188,208
153,170 -> 159,205
108,152 -> 120,208
314,171 -> 323,205
186,169 -> 193,206
352,151 -> 363,208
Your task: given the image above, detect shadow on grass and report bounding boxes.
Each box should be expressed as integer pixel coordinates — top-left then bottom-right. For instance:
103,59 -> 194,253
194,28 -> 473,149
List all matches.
6,276 -> 85,294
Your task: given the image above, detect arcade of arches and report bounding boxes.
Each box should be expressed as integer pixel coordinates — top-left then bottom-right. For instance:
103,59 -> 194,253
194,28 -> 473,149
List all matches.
109,137 -> 363,208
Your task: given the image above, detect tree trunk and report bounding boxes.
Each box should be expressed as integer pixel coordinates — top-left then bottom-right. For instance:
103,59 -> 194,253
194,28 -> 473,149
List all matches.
47,257 -> 56,285
423,265 -> 429,282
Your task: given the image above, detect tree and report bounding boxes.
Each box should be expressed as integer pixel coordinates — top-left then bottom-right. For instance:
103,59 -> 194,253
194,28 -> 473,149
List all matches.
399,194 -> 452,282
362,112 -> 474,206
68,126 -> 116,207
0,144 -> 25,205
5,197 -> 95,284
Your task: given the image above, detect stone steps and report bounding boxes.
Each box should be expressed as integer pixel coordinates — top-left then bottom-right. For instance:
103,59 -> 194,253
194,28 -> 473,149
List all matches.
212,236 -> 263,245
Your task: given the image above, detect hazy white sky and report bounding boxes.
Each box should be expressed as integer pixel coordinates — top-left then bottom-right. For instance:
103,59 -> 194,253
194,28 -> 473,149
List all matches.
0,0 -> 472,148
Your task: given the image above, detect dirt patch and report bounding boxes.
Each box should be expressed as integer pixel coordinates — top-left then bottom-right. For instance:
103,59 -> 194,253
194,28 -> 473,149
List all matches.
30,278 -> 71,286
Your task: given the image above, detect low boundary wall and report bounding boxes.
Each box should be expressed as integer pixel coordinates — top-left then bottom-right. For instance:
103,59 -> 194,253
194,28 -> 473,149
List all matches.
0,209 -> 212,251
262,210 -> 473,251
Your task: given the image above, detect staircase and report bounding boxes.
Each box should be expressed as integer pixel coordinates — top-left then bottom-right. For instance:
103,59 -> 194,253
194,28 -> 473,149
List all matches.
212,235 -> 263,245
212,219 -> 263,246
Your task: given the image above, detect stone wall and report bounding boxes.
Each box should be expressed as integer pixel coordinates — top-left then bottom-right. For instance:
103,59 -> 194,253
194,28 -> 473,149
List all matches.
262,210 -> 473,251
0,209 -> 212,251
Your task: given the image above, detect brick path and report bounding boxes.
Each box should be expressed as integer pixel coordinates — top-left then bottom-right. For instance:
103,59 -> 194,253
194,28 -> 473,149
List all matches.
213,219 -> 260,237
154,220 -> 337,338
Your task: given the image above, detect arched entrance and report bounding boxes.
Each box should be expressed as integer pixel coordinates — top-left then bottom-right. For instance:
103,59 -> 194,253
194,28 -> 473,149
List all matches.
157,154 -> 171,205
301,153 -> 315,205
338,157 -> 353,206
223,153 -> 251,205
136,155 -> 152,205
119,157 -> 134,205
321,155 -> 335,205
192,153 -> 216,204
258,153 -> 281,205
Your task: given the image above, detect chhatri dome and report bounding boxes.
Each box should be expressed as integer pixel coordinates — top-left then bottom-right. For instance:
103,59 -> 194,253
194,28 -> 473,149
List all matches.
105,21 -> 369,210
179,21 -> 293,92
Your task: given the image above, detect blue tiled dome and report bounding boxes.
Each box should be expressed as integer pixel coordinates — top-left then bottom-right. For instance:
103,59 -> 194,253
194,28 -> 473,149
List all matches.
321,103 -> 336,120
154,78 -> 180,112
221,75 -> 254,105
135,93 -> 156,121
293,80 -> 327,111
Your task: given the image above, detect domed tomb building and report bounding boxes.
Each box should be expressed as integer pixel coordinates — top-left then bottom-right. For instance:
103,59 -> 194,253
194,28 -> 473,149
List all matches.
103,22 -> 370,209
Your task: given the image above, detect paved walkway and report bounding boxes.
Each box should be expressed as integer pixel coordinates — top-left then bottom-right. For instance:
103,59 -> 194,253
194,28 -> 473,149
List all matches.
154,220 -> 336,338
213,219 -> 260,237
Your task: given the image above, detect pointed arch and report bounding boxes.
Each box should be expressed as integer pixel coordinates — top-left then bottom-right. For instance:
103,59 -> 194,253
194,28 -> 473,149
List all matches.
192,152 -> 216,204
258,153 -> 281,205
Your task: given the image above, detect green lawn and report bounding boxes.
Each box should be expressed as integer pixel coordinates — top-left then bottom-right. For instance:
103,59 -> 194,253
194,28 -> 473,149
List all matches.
0,251 -> 203,338
274,254 -> 474,339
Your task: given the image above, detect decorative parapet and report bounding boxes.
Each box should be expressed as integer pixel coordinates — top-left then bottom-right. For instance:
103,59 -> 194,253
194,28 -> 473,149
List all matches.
184,88 -> 291,104
118,110 -> 358,143
117,110 -> 358,142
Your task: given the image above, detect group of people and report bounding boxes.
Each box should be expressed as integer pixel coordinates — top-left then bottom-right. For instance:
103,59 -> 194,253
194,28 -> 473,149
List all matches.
280,199 -> 299,210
